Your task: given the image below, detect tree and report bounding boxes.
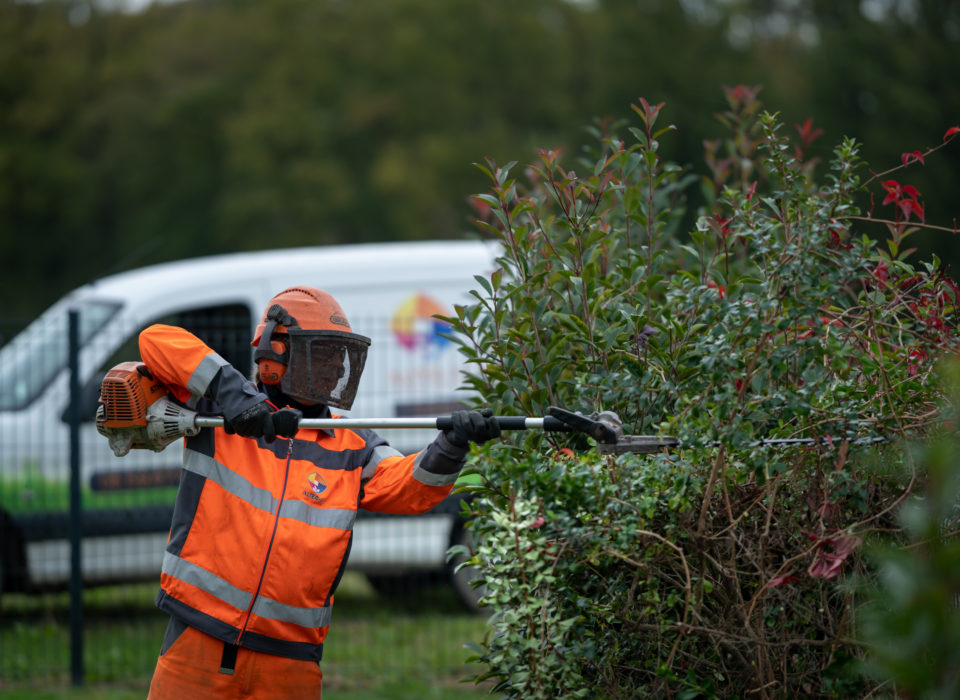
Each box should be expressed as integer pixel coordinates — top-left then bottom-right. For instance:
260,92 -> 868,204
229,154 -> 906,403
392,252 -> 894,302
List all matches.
2,0 -> 957,338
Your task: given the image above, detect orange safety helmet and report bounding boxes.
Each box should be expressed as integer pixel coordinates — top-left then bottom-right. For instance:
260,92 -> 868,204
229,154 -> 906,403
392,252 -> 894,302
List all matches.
251,286 -> 371,410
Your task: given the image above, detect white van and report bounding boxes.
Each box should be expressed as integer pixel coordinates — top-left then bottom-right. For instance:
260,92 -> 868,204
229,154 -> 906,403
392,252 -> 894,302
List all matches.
0,240 -> 498,610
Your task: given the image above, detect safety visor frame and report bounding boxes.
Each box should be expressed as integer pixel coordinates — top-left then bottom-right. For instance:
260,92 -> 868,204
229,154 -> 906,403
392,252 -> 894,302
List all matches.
280,329 -> 371,410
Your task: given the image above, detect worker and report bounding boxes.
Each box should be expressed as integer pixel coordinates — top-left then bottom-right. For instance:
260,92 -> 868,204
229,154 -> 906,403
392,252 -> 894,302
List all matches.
140,285 -> 500,699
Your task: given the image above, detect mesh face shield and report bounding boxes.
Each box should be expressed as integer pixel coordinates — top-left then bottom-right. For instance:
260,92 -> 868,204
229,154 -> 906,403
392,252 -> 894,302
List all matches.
280,329 -> 371,409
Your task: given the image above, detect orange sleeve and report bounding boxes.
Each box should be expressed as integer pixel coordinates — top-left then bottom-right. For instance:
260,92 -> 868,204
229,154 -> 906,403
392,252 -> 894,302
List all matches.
358,434 -> 466,514
358,452 -> 456,514
138,324 -> 228,404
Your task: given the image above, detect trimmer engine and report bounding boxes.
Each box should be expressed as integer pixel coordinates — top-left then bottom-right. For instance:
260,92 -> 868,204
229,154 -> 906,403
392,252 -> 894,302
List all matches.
95,361 -> 200,456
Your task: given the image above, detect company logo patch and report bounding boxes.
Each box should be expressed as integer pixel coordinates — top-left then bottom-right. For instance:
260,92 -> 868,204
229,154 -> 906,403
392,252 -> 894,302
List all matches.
390,293 -> 451,353
303,471 -> 327,502
329,312 -> 350,328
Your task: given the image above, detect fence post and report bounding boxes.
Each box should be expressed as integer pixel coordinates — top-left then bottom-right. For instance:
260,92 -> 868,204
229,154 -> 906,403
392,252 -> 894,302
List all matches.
68,308 -> 84,686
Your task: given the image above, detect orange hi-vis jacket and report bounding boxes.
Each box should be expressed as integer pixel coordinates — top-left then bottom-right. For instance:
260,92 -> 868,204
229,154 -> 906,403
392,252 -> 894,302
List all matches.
139,324 -> 467,663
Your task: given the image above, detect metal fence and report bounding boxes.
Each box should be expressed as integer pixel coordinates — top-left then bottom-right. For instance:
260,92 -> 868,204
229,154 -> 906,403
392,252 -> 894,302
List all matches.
0,308 -> 486,692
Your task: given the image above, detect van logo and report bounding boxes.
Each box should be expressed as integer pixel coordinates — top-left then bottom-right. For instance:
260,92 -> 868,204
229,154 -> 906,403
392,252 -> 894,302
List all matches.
304,472 -> 327,502
390,293 -> 451,353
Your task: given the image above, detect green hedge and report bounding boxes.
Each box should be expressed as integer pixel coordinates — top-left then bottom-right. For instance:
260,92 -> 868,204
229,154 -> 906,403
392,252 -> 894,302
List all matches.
449,90 -> 959,698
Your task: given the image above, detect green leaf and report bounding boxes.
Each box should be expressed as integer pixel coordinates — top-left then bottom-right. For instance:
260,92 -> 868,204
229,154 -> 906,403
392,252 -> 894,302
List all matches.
474,274 -> 493,296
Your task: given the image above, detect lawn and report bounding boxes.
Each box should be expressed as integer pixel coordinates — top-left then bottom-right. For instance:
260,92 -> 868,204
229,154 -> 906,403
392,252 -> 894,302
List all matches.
0,574 -> 492,699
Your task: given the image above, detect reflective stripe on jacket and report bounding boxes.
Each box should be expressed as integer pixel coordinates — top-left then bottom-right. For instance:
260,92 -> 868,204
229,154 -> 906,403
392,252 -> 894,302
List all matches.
139,324 -> 463,662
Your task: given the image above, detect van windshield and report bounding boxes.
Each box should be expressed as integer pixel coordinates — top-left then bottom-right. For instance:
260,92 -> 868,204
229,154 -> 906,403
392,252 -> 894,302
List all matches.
0,300 -> 120,411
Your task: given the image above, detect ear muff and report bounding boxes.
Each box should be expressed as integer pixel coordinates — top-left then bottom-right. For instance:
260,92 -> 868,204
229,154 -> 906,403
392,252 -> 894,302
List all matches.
258,338 -> 288,385
254,304 -> 297,386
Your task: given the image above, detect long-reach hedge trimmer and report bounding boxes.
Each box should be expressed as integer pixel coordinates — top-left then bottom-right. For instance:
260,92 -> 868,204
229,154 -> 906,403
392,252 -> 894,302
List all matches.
95,361 -> 679,457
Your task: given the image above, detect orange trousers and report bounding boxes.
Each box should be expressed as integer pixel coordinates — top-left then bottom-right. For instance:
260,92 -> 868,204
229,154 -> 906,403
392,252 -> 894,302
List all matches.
147,622 -> 322,700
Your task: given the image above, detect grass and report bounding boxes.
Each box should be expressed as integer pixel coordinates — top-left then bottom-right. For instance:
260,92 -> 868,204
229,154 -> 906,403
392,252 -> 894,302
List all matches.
0,574 -> 493,699
0,473 -> 179,514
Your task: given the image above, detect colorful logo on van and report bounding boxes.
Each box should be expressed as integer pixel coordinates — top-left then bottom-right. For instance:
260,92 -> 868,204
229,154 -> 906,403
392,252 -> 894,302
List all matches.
390,293 -> 451,352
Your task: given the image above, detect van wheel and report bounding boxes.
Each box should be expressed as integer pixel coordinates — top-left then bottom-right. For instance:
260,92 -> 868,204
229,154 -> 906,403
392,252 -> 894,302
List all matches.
449,526 -> 486,613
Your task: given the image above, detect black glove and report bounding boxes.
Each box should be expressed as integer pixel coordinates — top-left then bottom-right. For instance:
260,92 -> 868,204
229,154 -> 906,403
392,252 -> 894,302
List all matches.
225,403 -> 301,443
444,409 -> 501,448
270,408 -> 302,440
225,402 -> 271,438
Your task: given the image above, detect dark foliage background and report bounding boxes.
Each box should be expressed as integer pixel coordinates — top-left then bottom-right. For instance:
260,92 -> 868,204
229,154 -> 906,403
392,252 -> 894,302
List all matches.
2,0 -> 958,332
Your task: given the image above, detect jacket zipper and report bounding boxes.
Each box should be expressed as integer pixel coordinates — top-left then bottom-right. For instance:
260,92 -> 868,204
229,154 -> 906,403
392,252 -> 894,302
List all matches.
235,438 -> 293,644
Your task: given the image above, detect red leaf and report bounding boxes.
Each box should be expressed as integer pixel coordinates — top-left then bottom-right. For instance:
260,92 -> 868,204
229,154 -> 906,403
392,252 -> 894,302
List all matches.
881,181 -> 900,205
902,184 -> 922,199
829,229 -> 853,250
723,84 -> 760,111
807,534 -> 862,580
705,280 -> 726,299
832,534 -> 863,555
901,151 -> 925,166
872,261 -> 889,283
714,214 -> 730,234
794,118 -> 824,148
899,198 -> 925,222
944,126 -> 960,141
636,97 -> 665,126
765,574 -> 800,589
808,552 -> 845,579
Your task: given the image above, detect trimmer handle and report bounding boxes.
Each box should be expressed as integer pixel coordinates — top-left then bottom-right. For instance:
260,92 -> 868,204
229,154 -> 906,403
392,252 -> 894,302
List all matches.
434,414 -> 570,433
435,407 -> 620,444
